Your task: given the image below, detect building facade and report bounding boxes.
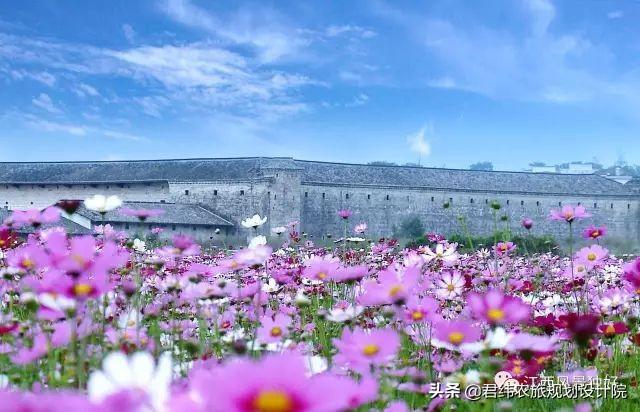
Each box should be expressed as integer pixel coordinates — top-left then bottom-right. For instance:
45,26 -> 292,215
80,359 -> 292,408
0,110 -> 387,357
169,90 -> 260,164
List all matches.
1,157 -> 638,244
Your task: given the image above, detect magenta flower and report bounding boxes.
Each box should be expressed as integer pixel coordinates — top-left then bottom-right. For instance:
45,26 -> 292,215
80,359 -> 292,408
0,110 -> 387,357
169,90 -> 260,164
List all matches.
337,209 -> 353,219
333,327 -> 400,372
432,319 -> 482,348
256,314 -> 292,344
521,218 -> 533,230
494,241 -> 516,257
467,289 -> 531,325
120,207 -> 165,221
582,225 -> 607,240
549,205 -> 591,223
184,353 -> 351,411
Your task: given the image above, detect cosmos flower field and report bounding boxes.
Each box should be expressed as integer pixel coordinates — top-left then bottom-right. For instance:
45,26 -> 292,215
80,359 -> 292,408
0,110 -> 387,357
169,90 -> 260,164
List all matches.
0,199 -> 639,411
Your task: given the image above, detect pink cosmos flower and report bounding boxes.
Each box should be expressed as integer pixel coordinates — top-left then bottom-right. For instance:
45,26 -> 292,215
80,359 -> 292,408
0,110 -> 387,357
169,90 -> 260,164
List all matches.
575,245 -> 608,270
302,256 -> 340,282
400,296 -> 440,324
359,265 -> 419,306
354,222 -> 367,234
432,319 -> 482,348
8,207 -> 60,229
331,265 -> 369,283
467,289 -> 531,325
120,207 -> 165,221
337,209 -> 353,219
549,205 -> 591,223
582,225 -> 607,240
333,327 -> 400,372
183,353 -> 351,412
521,218 -> 533,230
256,314 -> 292,344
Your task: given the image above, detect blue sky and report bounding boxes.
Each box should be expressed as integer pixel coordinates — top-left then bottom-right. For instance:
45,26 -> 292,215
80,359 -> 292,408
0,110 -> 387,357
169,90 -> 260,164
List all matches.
1,0 -> 639,170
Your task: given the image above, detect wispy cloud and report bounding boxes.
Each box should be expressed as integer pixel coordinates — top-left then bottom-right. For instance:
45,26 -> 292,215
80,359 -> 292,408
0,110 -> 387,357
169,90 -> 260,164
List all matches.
407,126 -> 431,157
24,115 -> 146,141
122,23 -> 136,43
32,93 -> 61,113
607,10 -> 623,19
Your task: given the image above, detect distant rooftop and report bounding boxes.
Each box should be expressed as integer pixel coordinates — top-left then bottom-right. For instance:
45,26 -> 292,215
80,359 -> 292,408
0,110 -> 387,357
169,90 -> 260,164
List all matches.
75,201 -> 234,226
0,157 -> 633,196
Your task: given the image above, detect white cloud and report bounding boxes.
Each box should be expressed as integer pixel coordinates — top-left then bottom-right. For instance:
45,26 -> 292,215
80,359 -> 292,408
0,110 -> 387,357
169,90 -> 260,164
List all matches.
345,93 -> 370,107
407,126 -> 431,156
607,10 -> 623,19
73,83 -> 100,98
326,25 -> 377,39
32,93 -> 61,113
427,76 -> 457,89
7,68 -> 56,86
25,116 -> 146,141
122,24 -> 136,43
27,118 -> 86,136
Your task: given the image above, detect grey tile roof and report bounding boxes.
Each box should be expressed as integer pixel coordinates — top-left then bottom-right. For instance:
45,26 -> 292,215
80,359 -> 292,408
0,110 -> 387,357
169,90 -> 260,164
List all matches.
296,160 -> 633,196
0,158 -> 275,183
0,208 -> 92,235
75,201 -> 234,226
0,157 -> 633,196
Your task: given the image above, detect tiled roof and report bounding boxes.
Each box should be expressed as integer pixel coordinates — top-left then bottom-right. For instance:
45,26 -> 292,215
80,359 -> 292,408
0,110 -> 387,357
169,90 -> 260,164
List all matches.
74,201 -> 234,226
0,157 -> 633,196
0,208 -> 92,235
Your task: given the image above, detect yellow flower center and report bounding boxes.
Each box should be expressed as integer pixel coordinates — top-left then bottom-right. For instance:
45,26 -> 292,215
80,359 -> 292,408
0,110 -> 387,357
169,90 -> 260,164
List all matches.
605,324 -> 616,335
448,332 -> 464,345
72,254 -> 86,266
362,343 -> 380,356
487,308 -> 505,322
411,311 -> 424,321
446,283 -> 456,292
270,326 -> 283,337
253,390 -> 293,412
564,211 -> 574,219
73,283 -> 93,296
317,272 -> 327,280
587,253 -> 597,261
591,231 -> 600,238
513,366 -> 522,375
389,285 -> 403,297
21,258 -> 34,269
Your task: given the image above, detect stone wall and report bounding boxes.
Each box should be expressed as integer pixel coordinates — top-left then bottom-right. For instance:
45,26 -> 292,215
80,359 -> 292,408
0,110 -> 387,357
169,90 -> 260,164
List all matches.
299,183 -> 640,243
0,182 -> 169,210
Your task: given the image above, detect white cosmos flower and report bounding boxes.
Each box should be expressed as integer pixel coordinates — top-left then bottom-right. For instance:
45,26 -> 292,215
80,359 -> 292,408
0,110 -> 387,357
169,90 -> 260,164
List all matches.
84,195 -> 123,213
133,238 -> 147,253
241,214 -> 267,228
271,226 -> 287,235
88,351 -> 172,412
346,237 -> 366,243
424,243 -> 459,264
248,235 -> 267,249
326,305 -> 364,322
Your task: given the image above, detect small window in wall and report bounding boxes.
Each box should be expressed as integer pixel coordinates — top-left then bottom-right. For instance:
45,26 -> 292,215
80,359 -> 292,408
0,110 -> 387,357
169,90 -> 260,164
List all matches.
240,190 -> 245,195
30,201 -> 33,205
431,197 -> 435,202
521,200 -> 524,206
577,202 -> 581,206
506,200 -> 510,205
470,198 -> 474,204
485,199 -> 488,204
536,201 -> 540,207
304,192 -> 308,198
386,195 -> 390,200
449,197 -> 453,203
214,190 -> 218,196
185,189 -> 190,195
558,201 -> 562,207
611,203 -> 614,209
345,193 -> 349,199
322,193 -> 325,199
628,204 -> 631,210
367,194 -> 371,200
594,203 -> 597,208
160,200 -> 166,203
274,194 -> 277,200
172,225 -> 176,230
